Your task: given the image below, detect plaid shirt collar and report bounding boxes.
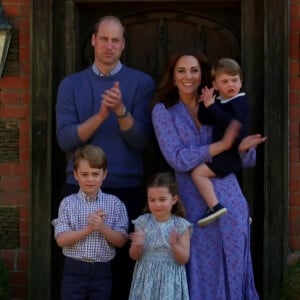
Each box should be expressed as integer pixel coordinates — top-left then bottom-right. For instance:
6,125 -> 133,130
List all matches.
78,189 -> 100,202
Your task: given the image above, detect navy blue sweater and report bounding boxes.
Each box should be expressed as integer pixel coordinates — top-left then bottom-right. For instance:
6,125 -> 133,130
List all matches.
198,93 -> 249,143
56,65 -> 155,188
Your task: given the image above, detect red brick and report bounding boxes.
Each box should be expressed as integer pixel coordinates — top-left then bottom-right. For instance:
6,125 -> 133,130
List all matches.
290,60 -> 300,76
0,77 -> 30,89
1,176 -> 29,191
290,3 -> 300,17
13,17 -> 30,32
10,285 -> 27,299
19,47 -> 29,60
18,5 -> 30,18
3,5 -> 20,18
289,148 -> 300,162
19,219 -> 28,235
0,105 -> 29,118
290,77 -> 300,90
20,60 -> 30,75
0,163 -> 28,176
290,179 -> 300,192
289,135 -> 299,148
290,193 -> 300,206
290,106 -> 300,120
19,234 -> 29,249
20,119 -> 29,133
289,45 -> 299,60
289,236 -> 300,251
0,250 -> 16,270
0,91 -> 22,104
290,92 -> 300,105
290,163 -> 300,177
0,163 -> 12,175
9,270 -> 28,285
289,221 -> 300,235
289,120 -> 300,134
16,250 -> 28,271
19,31 -> 29,48
21,91 -> 30,104
19,205 -> 28,219
290,16 -> 300,30
3,0 -> 30,3
19,128 -> 30,148
289,207 -> 300,222
12,163 -> 29,176
19,148 -> 30,162
0,191 -> 29,205
290,32 -> 299,45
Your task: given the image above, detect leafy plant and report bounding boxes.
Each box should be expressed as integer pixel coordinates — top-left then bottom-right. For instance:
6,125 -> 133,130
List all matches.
281,259 -> 300,300
0,259 -> 9,300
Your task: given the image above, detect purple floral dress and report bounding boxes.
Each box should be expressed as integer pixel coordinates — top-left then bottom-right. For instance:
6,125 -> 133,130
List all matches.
152,102 -> 259,300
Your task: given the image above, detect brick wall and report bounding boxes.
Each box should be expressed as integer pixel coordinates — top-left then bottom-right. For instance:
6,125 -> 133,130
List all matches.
0,1 -> 30,299
289,0 -> 300,262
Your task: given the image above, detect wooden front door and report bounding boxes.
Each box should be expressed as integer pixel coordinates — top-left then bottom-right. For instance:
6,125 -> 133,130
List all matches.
80,12 -> 241,82
31,0 -> 289,299
51,2 -> 256,298
50,1 -> 259,299
76,6 -> 242,179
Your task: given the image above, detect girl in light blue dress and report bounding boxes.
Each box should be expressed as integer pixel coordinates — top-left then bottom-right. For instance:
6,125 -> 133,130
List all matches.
128,172 -> 193,300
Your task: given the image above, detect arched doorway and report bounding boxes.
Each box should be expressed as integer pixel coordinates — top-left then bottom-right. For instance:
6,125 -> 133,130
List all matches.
50,4 -> 255,299
30,1 -> 289,299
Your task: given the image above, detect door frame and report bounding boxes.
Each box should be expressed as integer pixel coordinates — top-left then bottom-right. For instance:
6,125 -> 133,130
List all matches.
30,0 -> 289,299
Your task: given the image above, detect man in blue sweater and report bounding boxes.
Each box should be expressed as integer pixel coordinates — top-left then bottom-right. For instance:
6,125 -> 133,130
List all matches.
56,15 -> 155,300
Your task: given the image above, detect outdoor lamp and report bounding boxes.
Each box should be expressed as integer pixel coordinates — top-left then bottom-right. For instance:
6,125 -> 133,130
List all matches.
0,4 -> 12,77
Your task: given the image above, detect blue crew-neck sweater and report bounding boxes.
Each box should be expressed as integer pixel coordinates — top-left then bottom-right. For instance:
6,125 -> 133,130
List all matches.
56,65 -> 155,188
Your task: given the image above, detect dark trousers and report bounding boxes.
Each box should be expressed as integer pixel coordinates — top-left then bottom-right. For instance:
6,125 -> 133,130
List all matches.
61,183 -> 146,300
206,148 -> 242,178
61,257 -> 112,300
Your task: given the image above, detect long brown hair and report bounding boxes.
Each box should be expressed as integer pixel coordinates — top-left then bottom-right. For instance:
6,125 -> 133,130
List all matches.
151,49 -> 211,109
144,172 -> 186,218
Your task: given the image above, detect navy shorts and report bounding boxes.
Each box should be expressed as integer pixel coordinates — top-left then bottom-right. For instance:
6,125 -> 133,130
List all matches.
206,149 -> 242,178
61,257 -> 112,300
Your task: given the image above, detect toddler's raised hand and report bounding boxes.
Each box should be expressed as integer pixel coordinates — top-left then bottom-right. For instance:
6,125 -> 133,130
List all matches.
199,86 -> 215,107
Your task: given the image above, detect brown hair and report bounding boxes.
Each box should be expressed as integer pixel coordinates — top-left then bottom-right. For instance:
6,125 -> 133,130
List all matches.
93,15 -> 125,37
211,58 -> 242,80
152,49 -> 211,109
73,145 -> 107,171
144,172 -> 186,218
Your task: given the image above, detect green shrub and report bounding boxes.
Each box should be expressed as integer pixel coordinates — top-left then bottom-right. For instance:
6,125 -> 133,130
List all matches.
281,259 -> 300,300
0,259 -> 9,300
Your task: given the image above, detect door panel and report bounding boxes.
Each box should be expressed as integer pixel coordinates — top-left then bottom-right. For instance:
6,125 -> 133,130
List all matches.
82,12 -> 241,82
52,3 -> 244,299
78,8 -> 241,181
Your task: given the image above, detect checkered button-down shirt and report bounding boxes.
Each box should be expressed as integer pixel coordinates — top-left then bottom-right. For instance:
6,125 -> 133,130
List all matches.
52,190 -> 128,262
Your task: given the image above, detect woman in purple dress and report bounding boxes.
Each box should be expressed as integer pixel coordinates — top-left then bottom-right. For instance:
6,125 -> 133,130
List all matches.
151,50 -> 266,300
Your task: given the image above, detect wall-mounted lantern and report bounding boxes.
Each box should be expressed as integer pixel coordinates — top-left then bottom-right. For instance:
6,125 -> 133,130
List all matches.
0,5 -> 12,77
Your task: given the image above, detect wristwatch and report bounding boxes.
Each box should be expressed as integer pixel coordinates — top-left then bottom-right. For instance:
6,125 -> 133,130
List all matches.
116,105 -> 129,119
